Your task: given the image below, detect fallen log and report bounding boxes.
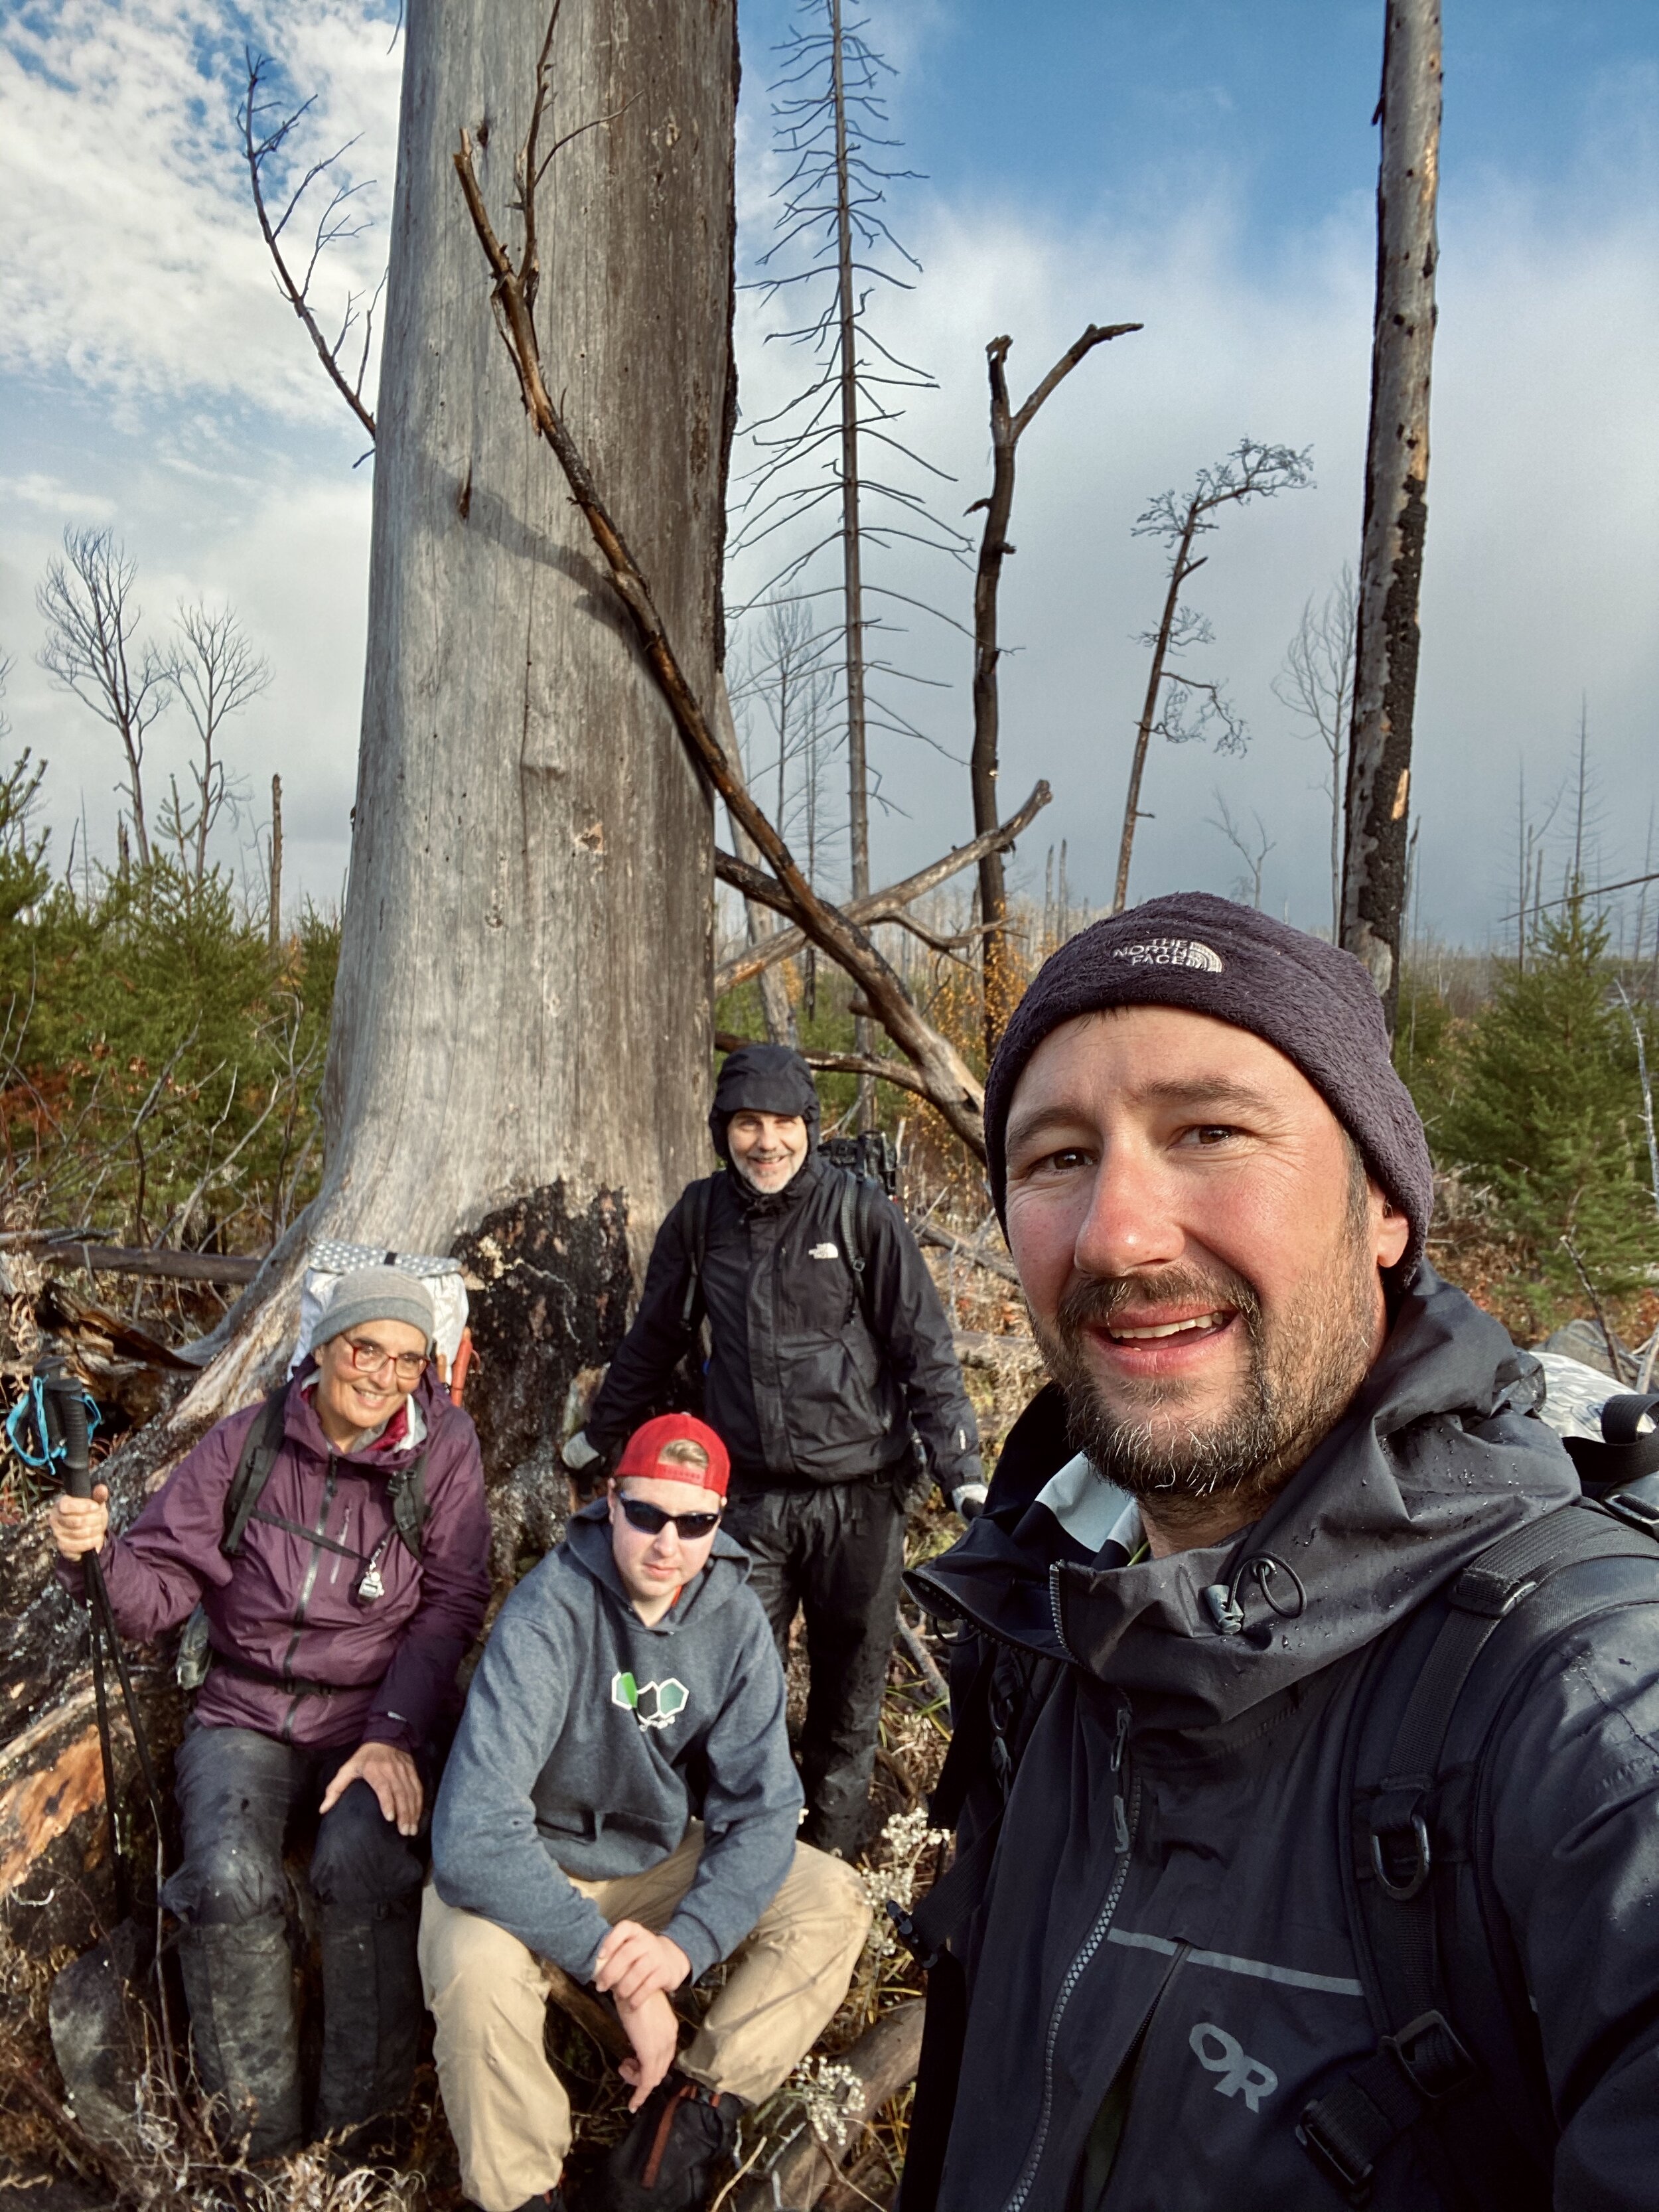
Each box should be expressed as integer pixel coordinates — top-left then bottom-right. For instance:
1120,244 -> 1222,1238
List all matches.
545,1963 -> 630,2061
731,2000 -> 924,2212
951,1329 -> 1043,1374
29,1242 -> 264,1287
915,1220 -> 1021,1285
897,1615 -> 949,1706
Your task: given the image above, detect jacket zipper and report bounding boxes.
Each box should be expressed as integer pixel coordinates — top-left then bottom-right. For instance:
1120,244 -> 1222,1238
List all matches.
1002,1700 -> 1137,2212
278,1455 -> 339,1741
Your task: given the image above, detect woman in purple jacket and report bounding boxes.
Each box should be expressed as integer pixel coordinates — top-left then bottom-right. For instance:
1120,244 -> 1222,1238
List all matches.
50,1266 -> 492,2163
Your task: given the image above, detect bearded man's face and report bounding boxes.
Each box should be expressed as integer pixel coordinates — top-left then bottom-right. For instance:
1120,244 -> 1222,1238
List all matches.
1001,1007 -> 1410,1538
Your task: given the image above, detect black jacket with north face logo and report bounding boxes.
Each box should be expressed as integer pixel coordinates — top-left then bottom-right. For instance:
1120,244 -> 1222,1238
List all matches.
906,1270 -> 1659,2210
587,1149 -> 980,1495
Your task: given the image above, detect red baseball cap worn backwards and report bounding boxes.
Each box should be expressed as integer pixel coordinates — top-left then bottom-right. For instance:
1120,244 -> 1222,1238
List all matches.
614,1414 -> 731,1497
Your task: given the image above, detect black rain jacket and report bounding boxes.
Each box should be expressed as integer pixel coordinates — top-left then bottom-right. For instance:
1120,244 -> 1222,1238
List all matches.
587,1148 -> 981,1496
907,1268 -> 1659,2210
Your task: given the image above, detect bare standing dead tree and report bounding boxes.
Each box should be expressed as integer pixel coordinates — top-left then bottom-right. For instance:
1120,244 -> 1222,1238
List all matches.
1112,440 -> 1312,914
241,50 -> 385,447
1206,788 -> 1276,910
36,528 -> 171,868
968,322 -> 1140,1055
1274,564 -> 1356,940
161,603 -> 273,891
1340,0 -> 1441,1023
733,0 -> 970,1125
453,10 -> 988,1154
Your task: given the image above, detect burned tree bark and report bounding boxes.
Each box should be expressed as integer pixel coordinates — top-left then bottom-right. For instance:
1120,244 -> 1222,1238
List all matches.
2,0 -> 736,1960
1340,0 -> 1441,1025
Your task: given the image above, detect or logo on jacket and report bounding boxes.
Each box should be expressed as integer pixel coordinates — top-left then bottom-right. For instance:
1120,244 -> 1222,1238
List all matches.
611,1670 -> 689,1730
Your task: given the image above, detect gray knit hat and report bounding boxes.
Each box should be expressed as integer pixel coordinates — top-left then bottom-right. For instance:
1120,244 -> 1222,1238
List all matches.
984,892 -> 1434,1280
313,1266 -> 437,1353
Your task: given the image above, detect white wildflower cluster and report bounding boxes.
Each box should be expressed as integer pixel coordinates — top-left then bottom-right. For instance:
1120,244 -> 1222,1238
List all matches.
858,1805 -> 952,1961
785,2053 -> 867,2153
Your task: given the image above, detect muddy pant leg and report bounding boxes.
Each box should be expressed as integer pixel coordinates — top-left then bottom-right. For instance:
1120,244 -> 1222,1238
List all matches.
308,1763 -> 427,2142
680,1843 -> 871,2106
162,1724 -> 303,2161
798,1482 -> 907,1859
419,1885 -> 573,2212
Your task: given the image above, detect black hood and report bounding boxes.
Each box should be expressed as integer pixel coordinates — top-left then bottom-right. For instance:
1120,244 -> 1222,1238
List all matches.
708,1043 -> 822,1159
911,1267 -> 1580,1734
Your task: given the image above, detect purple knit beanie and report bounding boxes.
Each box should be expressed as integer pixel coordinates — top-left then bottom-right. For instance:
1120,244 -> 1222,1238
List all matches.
984,892 -> 1433,1280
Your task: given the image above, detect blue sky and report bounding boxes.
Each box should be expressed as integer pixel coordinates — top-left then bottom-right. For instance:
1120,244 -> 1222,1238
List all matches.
2,0 -> 1655,943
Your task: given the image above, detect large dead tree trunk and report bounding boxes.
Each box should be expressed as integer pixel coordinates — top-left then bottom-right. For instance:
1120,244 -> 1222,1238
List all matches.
1340,0 -> 1440,1026
2,0 -> 735,1968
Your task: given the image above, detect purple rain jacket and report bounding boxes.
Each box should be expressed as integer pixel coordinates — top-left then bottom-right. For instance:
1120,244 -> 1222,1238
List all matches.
60,1368 -> 492,1751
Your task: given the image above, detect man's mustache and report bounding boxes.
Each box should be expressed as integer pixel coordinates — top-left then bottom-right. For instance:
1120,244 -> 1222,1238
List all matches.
1054,1264 -> 1263,1337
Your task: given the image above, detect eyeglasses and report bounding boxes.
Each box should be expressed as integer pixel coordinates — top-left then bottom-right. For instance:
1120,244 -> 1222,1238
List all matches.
617,1495 -> 723,1540
343,1337 -> 428,1384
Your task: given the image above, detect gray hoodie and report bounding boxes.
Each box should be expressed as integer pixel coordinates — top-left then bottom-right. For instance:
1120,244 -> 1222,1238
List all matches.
431,1504 -> 801,1981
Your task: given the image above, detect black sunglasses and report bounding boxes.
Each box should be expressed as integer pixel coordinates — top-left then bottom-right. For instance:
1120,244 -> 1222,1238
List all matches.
617,1494 -> 723,1540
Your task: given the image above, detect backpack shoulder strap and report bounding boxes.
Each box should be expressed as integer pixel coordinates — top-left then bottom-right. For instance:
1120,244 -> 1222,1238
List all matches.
1299,1497 -> 1659,2204
222,1385 -> 293,1558
388,1445 -> 431,1559
678,1175 -> 716,1332
837,1166 -> 885,1329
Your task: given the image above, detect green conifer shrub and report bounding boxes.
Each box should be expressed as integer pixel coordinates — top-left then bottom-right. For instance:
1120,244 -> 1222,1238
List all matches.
1438,900 -> 1656,1327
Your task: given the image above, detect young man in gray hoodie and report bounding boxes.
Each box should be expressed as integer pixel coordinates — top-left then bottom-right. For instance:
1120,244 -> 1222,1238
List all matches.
422,1414 -> 870,2212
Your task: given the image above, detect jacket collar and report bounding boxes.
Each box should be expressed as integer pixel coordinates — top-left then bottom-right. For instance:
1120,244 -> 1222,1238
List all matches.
288,1362 -> 440,1469
727,1146 -> 824,1219
910,1268 -> 1579,1732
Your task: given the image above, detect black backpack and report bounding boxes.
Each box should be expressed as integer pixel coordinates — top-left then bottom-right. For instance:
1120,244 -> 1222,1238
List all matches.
895,1404 -> 1659,2212
176,1383 -> 432,1692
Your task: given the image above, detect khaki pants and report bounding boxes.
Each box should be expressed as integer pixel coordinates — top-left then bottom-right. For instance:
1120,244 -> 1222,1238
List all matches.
419,1828 -> 870,2212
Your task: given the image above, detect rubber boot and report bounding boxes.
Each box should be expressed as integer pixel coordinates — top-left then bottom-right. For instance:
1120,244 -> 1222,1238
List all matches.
177,1917 -> 303,2161
311,1898 -> 423,2151
583,2073 -> 742,2211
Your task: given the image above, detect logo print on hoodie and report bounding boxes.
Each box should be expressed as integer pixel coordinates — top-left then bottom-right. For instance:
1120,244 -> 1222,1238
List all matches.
611,1670 -> 689,1731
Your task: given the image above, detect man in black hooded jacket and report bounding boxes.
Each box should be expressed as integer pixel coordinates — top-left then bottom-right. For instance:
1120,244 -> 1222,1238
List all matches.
572,1044 -> 981,1858
901,894 -> 1659,2211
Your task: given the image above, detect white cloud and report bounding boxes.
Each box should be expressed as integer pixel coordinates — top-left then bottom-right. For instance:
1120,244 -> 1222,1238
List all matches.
3,0 -> 1654,954
729,152 -> 1659,943
0,0 -> 398,423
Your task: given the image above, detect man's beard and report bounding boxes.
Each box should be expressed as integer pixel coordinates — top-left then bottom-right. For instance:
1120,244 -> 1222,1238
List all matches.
1031,1187 -> 1380,1528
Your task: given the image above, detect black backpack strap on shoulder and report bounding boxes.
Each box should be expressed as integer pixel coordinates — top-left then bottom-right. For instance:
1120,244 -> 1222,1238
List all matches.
221,1385 -> 293,1558
1299,1499 -> 1659,2205
388,1447 -> 431,1559
678,1176 -> 715,1333
837,1167 -> 871,1317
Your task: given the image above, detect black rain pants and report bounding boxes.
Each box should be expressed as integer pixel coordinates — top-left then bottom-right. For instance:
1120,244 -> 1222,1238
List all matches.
723,1477 -> 906,1860
161,1721 -> 426,2158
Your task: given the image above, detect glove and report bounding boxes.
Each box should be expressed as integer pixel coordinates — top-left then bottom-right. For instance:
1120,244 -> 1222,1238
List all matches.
561,1428 -> 601,1473
952,1481 -> 989,1522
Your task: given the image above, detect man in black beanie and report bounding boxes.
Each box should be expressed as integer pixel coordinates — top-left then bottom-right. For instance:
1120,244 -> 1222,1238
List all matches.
899,893 -> 1659,2212
571,1043 -> 981,1858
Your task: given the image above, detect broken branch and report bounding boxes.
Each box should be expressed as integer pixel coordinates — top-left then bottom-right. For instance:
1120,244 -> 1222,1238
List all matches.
453,82 -> 987,1155
714,780 -> 1051,994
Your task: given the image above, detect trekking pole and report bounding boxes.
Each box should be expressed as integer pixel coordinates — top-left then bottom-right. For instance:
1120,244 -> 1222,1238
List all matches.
36,1364 -> 170,1891
15,1361 -> 200,2134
